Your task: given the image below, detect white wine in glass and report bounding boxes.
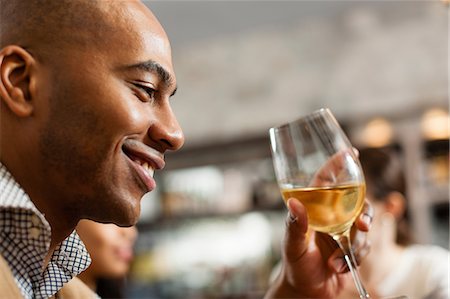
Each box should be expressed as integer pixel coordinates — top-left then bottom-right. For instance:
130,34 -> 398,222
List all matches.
281,184 -> 366,235
269,108 -> 370,299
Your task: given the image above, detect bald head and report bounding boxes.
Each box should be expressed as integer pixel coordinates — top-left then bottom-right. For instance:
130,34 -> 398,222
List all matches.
0,0 -> 154,60
2,1 -> 92,45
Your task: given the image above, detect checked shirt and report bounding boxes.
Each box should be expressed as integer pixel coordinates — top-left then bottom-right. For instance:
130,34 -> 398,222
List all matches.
0,163 -> 91,298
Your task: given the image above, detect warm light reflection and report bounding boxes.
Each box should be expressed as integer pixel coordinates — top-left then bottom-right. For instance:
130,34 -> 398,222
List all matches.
362,118 -> 393,148
421,108 -> 450,140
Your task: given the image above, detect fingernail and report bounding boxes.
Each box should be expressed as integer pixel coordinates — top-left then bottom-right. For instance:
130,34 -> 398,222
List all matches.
288,211 -> 297,223
287,198 -> 302,217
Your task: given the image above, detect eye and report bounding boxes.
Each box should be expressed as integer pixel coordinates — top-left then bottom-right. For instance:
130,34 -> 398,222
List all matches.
134,83 -> 156,102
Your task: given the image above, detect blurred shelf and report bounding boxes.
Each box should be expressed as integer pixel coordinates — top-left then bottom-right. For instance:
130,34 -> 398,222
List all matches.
137,204 -> 285,231
164,134 -> 271,170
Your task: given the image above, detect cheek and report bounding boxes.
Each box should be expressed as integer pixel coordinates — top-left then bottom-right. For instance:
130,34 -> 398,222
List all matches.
38,74 -> 153,219
41,85 -> 148,170
123,110 -> 147,136
39,102 -> 105,187
84,87 -> 154,151
109,94 -> 152,136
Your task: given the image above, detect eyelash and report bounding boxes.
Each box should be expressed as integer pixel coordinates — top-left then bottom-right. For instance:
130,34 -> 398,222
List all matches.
134,84 -> 156,102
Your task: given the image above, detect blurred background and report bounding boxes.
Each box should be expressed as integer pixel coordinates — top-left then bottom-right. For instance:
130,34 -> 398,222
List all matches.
127,1 -> 449,298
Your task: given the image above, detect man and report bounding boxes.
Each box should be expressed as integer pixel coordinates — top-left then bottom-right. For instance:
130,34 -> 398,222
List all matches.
0,1 -> 372,298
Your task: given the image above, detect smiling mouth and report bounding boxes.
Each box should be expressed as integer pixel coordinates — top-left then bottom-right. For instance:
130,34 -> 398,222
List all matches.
122,140 -> 165,192
128,155 -> 155,178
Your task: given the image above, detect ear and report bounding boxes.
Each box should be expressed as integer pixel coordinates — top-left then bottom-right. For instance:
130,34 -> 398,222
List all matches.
0,45 -> 35,117
384,191 -> 406,220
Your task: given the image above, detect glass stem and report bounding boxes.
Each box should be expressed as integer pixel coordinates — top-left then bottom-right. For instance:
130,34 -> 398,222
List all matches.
333,231 -> 371,299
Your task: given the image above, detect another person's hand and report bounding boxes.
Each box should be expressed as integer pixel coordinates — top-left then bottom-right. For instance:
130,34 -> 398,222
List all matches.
265,198 -> 373,299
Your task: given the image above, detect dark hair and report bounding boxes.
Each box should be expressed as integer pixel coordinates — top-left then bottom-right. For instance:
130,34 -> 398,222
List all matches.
359,147 -> 406,200
359,147 -> 413,245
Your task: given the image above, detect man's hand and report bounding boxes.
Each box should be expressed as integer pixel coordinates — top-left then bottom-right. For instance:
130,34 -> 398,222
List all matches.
265,198 -> 373,299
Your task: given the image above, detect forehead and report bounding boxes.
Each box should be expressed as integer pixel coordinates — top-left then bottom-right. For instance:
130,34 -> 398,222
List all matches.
99,1 -> 176,82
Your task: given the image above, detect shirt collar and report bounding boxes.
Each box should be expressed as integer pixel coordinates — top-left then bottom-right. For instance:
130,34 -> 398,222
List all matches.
0,162 -> 91,298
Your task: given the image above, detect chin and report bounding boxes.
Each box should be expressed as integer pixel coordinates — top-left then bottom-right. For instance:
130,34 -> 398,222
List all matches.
96,196 -> 141,226
113,206 -> 141,227
90,180 -> 144,225
122,200 -> 142,225
107,268 -> 130,278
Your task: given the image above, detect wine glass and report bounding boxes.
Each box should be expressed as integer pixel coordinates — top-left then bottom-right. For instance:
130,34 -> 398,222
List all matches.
269,108 -> 370,299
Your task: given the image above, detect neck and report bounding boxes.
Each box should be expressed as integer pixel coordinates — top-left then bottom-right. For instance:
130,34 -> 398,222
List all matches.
39,201 -> 79,248
1,158 -> 79,267
41,207 -> 78,268
36,197 -> 79,270
362,239 -> 404,285
40,202 -> 76,269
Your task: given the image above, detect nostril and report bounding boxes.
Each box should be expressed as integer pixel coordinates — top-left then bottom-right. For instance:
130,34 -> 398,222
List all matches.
147,121 -> 184,151
160,139 -> 172,149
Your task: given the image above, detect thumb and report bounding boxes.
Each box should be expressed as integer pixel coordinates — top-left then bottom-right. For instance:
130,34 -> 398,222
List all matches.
283,199 -> 309,262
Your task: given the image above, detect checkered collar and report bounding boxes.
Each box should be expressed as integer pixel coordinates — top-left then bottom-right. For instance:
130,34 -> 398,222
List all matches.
0,163 -> 91,299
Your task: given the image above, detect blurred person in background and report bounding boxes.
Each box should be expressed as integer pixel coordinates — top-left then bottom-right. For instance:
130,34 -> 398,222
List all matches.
77,220 -> 138,299
337,147 -> 449,299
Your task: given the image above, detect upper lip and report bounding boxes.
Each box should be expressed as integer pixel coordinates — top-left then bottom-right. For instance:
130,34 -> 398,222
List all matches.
122,140 -> 165,170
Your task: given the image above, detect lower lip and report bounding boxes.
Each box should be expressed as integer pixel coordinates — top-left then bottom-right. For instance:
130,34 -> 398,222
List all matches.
128,158 -> 156,192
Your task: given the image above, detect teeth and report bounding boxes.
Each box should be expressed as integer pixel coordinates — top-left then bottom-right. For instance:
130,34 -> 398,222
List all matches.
140,161 -> 154,177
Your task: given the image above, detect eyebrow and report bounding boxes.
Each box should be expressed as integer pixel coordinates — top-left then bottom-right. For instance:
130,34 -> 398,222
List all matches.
126,60 -> 177,96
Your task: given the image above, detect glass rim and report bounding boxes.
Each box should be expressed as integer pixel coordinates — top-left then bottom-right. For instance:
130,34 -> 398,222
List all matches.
269,107 -> 332,133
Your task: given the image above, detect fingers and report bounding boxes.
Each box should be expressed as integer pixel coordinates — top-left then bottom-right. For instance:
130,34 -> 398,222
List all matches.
355,199 -> 373,232
328,199 -> 373,274
310,148 -> 355,186
351,234 -> 371,266
350,200 -> 373,266
328,235 -> 372,274
283,199 -> 308,263
328,248 -> 347,273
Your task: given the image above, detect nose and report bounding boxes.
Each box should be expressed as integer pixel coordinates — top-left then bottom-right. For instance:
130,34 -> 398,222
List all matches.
147,102 -> 185,152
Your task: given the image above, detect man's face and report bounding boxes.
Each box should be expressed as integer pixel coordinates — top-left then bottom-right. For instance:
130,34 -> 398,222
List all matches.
36,2 -> 184,225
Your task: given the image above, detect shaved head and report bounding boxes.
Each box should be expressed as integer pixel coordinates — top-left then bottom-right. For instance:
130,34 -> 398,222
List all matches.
1,0 -> 130,59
